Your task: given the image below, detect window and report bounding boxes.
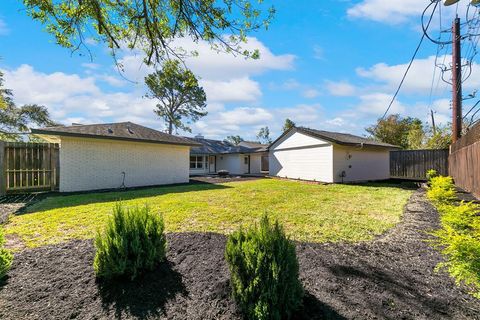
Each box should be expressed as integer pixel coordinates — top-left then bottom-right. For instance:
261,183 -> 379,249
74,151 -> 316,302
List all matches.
190,156 -> 203,169
244,156 -> 249,165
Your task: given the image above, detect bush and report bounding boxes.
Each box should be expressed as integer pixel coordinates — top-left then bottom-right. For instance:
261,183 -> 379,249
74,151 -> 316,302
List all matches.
94,203 -> 167,280
427,176 -> 456,204
0,228 -> 13,279
426,169 -> 439,183
218,170 -> 229,178
427,175 -> 480,298
225,215 -> 303,320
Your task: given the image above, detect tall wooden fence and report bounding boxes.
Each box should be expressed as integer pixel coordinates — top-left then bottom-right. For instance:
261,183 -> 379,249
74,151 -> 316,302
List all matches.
0,141 -> 59,194
390,149 -> 449,180
449,122 -> 480,199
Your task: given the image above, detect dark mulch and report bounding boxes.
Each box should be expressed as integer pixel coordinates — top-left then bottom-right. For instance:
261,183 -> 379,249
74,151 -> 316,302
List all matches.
0,189 -> 479,319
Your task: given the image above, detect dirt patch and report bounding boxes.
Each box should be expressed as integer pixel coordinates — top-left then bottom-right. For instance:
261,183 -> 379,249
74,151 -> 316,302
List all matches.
0,193 -> 45,224
0,189 -> 479,319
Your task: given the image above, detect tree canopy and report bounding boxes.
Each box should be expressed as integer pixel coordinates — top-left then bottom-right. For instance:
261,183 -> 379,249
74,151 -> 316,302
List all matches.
366,114 -> 451,150
282,118 -> 295,133
22,0 -> 275,66
256,126 -> 272,144
0,70 -> 57,141
145,60 -> 207,134
225,135 -> 244,145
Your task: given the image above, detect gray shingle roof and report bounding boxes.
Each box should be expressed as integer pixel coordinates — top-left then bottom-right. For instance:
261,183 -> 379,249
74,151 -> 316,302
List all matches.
31,122 -> 201,147
190,138 -> 266,154
270,127 -> 400,149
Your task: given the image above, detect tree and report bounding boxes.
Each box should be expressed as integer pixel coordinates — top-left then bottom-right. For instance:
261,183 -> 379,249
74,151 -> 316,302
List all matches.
22,0 -> 275,67
145,60 -> 207,134
282,118 -> 296,133
406,118 -> 426,150
0,70 -> 57,141
426,125 -> 452,149
256,126 -> 272,144
225,135 -> 244,145
366,114 -> 423,149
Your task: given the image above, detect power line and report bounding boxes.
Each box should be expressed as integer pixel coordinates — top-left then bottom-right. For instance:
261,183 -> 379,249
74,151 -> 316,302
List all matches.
379,1 -> 439,120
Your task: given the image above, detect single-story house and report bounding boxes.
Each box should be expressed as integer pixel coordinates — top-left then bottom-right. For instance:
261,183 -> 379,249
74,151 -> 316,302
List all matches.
268,127 -> 399,183
189,135 -> 269,176
31,122 -> 200,192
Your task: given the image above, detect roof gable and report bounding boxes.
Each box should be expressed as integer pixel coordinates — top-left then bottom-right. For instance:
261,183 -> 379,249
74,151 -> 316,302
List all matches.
31,122 -> 201,147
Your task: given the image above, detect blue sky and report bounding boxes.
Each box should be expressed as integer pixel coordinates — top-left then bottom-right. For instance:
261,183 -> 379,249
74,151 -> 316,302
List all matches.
1,0 -> 478,141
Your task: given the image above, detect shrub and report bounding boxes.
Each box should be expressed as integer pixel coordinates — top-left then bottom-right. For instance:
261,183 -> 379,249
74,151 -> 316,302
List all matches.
218,170 -> 229,178
0,228 -> 13,279
225,215 -> 303,320
426,169 -> 439,183
94,203 -> 167,280
427,176 -> 456,204
427,176 -> 480,298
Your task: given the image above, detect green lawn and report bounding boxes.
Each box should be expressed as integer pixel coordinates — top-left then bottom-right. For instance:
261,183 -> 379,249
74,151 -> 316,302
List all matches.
4,179 -> 413,248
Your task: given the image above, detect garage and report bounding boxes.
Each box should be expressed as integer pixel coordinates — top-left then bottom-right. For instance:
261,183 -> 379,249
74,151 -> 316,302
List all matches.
269,127 -> 398,183
32,122 -> 200,192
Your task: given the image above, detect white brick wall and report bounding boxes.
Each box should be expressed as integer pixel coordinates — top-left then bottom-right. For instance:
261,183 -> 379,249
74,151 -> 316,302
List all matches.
59,137 -> 190,192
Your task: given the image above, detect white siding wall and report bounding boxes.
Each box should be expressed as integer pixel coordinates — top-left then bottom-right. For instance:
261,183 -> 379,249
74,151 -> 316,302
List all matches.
60,137 -> 190,192
332,145 -> 390,182
216,154 -> 242,174
269,131 -> 334,182
249,153 -> 263,174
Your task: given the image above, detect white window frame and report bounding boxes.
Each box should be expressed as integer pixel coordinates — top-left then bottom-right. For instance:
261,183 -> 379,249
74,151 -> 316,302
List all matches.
190,156 -> 204,169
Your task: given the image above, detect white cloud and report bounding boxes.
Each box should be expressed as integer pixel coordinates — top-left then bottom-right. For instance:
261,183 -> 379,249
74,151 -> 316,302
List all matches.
200,77 -> 261,103
347,0 -> 426,24
326,81 -> 356,96
356,92 -> 406,116
302,88 -> 320,99
0,19 -> 9,35
82,63 -> 100,70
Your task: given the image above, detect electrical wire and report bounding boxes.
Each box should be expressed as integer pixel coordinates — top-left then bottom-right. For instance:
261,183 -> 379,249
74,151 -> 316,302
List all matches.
379,0 -> 439,120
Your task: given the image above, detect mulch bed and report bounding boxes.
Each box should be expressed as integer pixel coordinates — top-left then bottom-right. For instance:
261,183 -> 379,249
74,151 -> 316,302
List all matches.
190,176 -> 265,184
0,189 -> 479,319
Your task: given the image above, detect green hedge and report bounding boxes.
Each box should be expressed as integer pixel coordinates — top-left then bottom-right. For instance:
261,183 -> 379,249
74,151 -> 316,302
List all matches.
93,203 -> 167,280
428,174 -> 480,298
225,215 -> 303,320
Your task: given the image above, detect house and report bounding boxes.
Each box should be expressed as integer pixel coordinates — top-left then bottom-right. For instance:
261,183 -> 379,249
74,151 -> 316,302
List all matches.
268,127 -> 399,183
31,122 -> 201,192
189,135 -> 269,176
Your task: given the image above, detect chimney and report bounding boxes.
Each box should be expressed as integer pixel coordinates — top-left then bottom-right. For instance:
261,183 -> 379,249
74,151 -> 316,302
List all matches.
195,133 -> 204,139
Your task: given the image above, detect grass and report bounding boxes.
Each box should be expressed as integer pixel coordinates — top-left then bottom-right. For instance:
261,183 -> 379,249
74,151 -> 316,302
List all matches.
4,179 -> 413,248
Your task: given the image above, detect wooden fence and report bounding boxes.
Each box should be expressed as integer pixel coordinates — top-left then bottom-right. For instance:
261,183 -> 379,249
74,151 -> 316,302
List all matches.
0,141 -> 59,194
390,149 -> 449,180
449,122 -> 480,199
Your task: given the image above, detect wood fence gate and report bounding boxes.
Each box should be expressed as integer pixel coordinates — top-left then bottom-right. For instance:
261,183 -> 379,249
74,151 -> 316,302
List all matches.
0,142 -> 59,194
390,149 -> 449,180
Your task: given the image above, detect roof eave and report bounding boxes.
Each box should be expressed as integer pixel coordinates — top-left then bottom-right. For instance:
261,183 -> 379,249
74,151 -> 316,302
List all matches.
30,128 -> 202,147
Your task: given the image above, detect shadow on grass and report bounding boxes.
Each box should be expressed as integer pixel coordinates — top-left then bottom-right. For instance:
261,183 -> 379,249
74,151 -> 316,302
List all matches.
98,261 -> 187,319
19,181 -> 231,215
295,292 -> 347,320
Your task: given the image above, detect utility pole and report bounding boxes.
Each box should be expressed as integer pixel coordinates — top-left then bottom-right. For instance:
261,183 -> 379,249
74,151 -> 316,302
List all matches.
431,109 -> 437,135
452,16 -> 463,142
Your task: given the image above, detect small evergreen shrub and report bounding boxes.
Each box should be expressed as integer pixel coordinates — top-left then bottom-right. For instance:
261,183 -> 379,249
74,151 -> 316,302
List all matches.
0,227 -> 13,279
94,203 -> 167,280
225,215 -> 303,320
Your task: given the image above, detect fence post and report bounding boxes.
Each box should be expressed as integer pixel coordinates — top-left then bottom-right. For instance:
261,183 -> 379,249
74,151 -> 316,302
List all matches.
0,141 -> 5,196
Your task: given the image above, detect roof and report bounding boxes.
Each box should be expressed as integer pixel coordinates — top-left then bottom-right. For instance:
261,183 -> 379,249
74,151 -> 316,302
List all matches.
238,141 -> 269,152
190,138 -> 267,155
31,122 -> 201,147
269,127 -> 400,149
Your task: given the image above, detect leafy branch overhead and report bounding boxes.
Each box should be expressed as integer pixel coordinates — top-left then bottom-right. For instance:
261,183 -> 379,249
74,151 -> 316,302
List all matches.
22,0 -> 275,66
145,60 -> 207,134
